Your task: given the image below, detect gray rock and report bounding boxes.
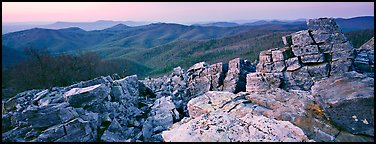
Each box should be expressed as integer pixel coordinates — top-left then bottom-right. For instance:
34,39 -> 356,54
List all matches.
55,117 -> 98,142
100,119 -> 130,142
35,124 -> 65,142
187,91 -> 239,118
300,53 -> 325,64
310,30 -> 331,44
312,71 -> 374,136
259,50 -> 273,64
2,126 -> 33,142
291,30 -> 314,47
292,45 -> 320,57
246,73 -> 283,92
24,103 -> 78,128
306,63 -> 330,78
207,62 -> 228,91
223,58 -> 254,93
113,75 -> 141,107
306,18 -> 341,34
65,84 -> 110,108
162,111 -> 311,142
271,47 -> 293,62
330,59 -> 353,75
354,37 -> 374,74
282,66 -> 314,90
285,57 -> 301,71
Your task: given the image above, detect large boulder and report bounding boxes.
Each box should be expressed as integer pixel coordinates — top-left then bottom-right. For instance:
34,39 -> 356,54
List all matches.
142,96 -> 179,141
311,71 -> 374,136
112,75 -> 141,107
162,111 -> 311,142
23,103 -> 78,128
64,84 -> 111,108
187,91 -> 239,118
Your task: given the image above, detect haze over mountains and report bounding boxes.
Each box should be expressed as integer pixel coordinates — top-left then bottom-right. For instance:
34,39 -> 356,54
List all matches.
2,16 -> 374,77
3,16 -> 373,34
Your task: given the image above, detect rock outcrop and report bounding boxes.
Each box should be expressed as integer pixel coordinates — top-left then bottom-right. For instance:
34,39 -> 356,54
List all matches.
248,18 -> 356,92
2,18 -> 374,142
312,71 -> 374,137
353,37 -> 374,77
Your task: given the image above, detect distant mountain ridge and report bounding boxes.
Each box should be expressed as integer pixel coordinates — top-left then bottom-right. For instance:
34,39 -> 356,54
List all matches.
2,20 -> 150,34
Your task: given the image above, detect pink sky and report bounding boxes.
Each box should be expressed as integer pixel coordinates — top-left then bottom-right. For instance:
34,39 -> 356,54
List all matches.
2,2 -> 374,23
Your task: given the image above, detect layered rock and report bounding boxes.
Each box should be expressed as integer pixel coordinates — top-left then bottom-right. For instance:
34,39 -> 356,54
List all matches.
142,58 -> 254,117
247,18 -> 356,92
353,37 -> 374,77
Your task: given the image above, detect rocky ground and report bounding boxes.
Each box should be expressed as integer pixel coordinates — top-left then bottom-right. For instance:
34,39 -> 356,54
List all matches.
2,18 -> 374,142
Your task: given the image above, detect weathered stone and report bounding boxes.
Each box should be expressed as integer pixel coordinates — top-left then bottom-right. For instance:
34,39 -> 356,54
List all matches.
149,96 -> 179,129
2,113 -> 13,133
65,84 -> 110,108
2,126 -> 33,142
310,30 -> 331,44
100,119 -> 129,142
55,117 -> 98,142
246,73 -> 270,92
331,49 -> 355,61
207,62 -> 228,91
35,124 -> 65,142
187,91 -> 239,118
271,47 -> 293,62
306,63 -> 330,78
273,61 -> 286,72
24,103 -> 78,128
330,59 -> 353,75
246,72 -> 284,92
283,66 -> 314,90
162,111 -> 311,142
259,50 -> 273,64
291,30 -> 314,47
306,18 -> 340,34
354,37 -> 374,74
285,57 -> 301,71
300,53 -> 325,64
292,45 -> 320,57
312,71 -> 374,136
223,58 -> 254,93
113,75 -> 141,107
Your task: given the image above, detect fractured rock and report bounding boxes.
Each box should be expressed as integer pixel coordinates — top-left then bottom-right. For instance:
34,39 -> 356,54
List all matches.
312,71 -> 374,136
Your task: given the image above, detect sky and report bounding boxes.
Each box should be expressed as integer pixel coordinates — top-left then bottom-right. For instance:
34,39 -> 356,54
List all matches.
2,2 -> 374,24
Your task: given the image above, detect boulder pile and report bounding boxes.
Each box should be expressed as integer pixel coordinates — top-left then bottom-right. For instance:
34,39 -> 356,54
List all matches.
2,18 -> 374,142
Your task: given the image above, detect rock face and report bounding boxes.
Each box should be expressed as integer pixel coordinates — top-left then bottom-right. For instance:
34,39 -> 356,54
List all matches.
142,58 -> 255,117
353,37 -> 374,77
247,18 -> 357,92
162,111 -> 311,142
163,90 -> 314,142
311,71 -> 374,137
142,96 -> 180,141
2,18 -> 374,142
